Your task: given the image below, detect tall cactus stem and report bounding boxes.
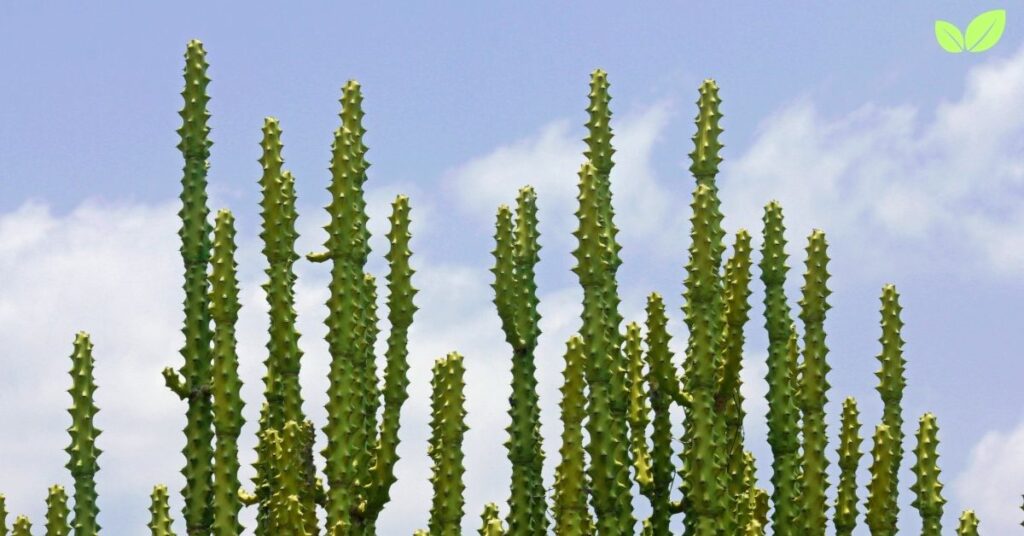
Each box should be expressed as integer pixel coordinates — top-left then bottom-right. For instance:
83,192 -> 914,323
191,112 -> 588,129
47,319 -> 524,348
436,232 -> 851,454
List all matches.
866,424 -> 897,536
66,332 -> 101,535
428,353 -> 467,536
875,283 -> 907,527
553,335 -> 593,536
911,413 -> 946,536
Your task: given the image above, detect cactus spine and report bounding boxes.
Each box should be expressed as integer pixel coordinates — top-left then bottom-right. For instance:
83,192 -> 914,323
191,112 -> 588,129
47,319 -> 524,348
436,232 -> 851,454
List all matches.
833,397 -> 862,536
428,353 -> 468,536
911,413 -> 946,536
149,485 -> 177,536
162,39 -> 216,536
67,332 -> 101,535
209,209 -> 244,536
491,187 -> 547,535
45,485 -> 70,536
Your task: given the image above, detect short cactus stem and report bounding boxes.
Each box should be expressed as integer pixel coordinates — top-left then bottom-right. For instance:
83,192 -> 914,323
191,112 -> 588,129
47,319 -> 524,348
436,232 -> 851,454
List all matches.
833,397 -> 862,536
0,494 -> 7,536
552,335 -> 593,535
428,353 -> 467,536
957,510 -> 980,536
10,517 -> 30,536
911,413 -> 946,536
478,503 -> 506,536
149,485 -> 177,536
44,485 -> 70,536
66,331 -> 101,536
866,424 -> 897,536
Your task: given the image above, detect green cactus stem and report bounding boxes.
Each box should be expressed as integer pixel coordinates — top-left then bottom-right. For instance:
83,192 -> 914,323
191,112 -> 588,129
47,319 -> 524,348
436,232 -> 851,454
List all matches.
267,421 -> 317,535
715,229 -> 753,535
642,293 -> 675,535
833,397 -> 862,536
1,493 -> 8,536
66,331 -> 101,536
797,229 -> 832,535
149,485 -> 177,536
552,335 -> 593,536
626,321 -> 652,494
209,209 -> 245,536
875,283 -> 907,526
478,503 -> 506,536
491,187 -> 547,535
911,413 -> 946,536
866,424 -> 896,536
428,352 -> 468,536
679,182 -> 728,536
161,39 -> 216,536
957,511 -> 980,536
10,517 -> 29,536
759,201 -> 802,535
43,486 -> 70,536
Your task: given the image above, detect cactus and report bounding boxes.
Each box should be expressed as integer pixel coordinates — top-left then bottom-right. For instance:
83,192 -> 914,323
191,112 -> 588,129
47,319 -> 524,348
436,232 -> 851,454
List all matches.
428,352 -> 468,536
67,332 -> 101,535
1,494 -> 7,536
491,187 -> 547,535
149,485 -> 177,536
833,397 -> 862,536
552,335 -> 593,536
798,229 -> 832,535
911,413 -> 946,536
876,283 -> 907,524
11,517 -> 30,536
44,486 -> 70,536
642,294 -> 676,535
957,511 -> 980,536
161,39 -> 216,536
866,424 -> 896,536
478,503 -> 506,536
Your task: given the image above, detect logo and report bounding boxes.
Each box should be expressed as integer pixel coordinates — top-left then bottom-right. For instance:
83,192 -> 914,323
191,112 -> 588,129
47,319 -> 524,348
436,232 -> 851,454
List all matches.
935,9 -> 1006,53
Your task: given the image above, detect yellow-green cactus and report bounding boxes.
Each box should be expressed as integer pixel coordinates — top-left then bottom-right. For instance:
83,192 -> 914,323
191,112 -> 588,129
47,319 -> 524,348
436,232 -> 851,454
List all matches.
10,517 -> 29,536
910,413 -> 946,536
679,183 -> 728,536
267,421 -> 317,535
209,209 -> 245,536
957,510 -> 980,536
875,283 -> 907,526
866,424 -> 896,536
148,485 -> 177,536
626,322 -> 652,496
798,229 -> 832,535
478,503 -> 506,536
161,40 -> 216,535
44,485 -> 69,536
428,353 -> 468,536
833,397 -> 862,536
1,494 -> 7,536
552,335 -> 593,536
66,332 -> 101,535
491,187 -> 547,535
759,201 -> 801,535
642,294 -> 675,535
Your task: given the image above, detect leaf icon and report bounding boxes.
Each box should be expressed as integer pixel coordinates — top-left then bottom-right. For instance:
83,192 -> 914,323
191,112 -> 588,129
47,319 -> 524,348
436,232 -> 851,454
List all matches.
965,9 -> 1006,52
935,20 -> 966,53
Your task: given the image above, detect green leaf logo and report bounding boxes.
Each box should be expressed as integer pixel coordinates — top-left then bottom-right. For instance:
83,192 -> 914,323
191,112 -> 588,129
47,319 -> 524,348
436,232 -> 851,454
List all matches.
935,9 -> 1006,53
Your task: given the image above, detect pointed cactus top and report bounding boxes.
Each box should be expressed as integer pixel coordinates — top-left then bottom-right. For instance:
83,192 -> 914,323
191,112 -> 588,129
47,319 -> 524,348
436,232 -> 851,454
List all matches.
689,79 -> 724,182
876,283 -> 907,403
911,413 -> 947,518
177,39 -> 212,157
585,69 -> 615,176
957,510 -> 979,536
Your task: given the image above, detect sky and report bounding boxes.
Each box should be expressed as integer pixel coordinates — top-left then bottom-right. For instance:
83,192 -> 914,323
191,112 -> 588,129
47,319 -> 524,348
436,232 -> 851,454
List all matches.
1,2 -> 1023,534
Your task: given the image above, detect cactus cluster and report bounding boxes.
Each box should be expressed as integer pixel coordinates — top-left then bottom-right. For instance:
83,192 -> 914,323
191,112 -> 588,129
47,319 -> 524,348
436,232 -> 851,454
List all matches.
1,38 -> 1016,535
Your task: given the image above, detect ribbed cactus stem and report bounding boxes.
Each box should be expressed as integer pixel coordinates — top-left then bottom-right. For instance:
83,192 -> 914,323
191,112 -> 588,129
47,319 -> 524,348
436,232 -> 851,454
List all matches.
478,503 -> 506,536
798,229 -> 832,535
911,413 -> 946,536
716,229 -> 753,535
10,517 -> 29,536
759,201 -> 801,535
641,294 -> 675,534
428,353 -> 467,536
0,494 -> 7,536
866,424 -> 897,536
689,79 -> 726,265
956,511 -> 979,536
66,331 -> 101,536
491,186 -> 547,535
163,38 -> 216,536
44,485 -> 70,536
149,485 -> 177,536
267,421 -> 316,535
210,209 -> 244,536
626,321 -> 653,494
366,195 -> 418,523
680,182 -> 727,536
553,335 -> 593,536
875,283 -> 907,525
833,397 -> 862,536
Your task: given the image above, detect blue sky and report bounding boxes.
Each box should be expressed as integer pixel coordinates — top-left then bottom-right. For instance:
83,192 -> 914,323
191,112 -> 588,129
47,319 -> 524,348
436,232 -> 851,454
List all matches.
1,2 -> 1022,534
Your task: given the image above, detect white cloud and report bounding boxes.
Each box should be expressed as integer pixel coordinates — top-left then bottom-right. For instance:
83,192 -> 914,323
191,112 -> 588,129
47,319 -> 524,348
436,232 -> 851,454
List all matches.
953,418 -> 1024,534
